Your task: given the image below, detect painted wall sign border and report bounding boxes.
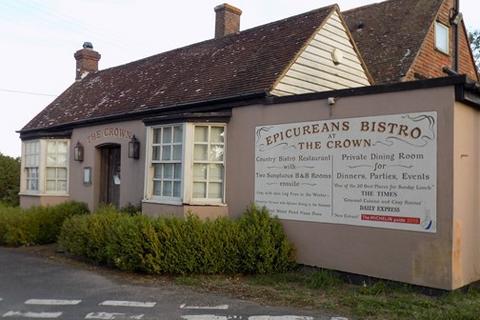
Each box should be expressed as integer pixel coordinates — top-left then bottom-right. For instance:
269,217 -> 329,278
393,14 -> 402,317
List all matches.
254,112 -> 437,233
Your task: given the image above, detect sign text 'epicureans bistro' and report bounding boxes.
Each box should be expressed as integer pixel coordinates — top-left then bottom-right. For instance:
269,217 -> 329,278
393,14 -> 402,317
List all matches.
254,112 -> 437,233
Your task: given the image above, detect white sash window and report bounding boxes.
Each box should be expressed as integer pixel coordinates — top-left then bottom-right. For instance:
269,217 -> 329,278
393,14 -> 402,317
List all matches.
145,123 -> 226,205
24,141 -> 40,192
46,140 -> 69,193
21,139 -> 70,195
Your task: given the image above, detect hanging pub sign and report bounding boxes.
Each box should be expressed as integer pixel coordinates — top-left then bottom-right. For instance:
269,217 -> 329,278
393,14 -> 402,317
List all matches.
254,112 -> 437,233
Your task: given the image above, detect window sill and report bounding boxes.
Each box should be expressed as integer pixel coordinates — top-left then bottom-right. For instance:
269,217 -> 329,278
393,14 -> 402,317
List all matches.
186,201 -> 227,207
19,193 -> 70,197
434,47 -> 450,57
142,198 -> 183,206
142,199 -> 227,207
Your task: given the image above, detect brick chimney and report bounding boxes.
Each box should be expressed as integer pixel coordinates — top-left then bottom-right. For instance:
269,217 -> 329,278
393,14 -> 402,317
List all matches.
214,3 -> 242,39
74,42 -> 101,80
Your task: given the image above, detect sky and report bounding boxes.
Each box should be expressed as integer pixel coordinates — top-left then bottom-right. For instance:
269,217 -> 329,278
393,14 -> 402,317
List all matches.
1,0 -> 479,157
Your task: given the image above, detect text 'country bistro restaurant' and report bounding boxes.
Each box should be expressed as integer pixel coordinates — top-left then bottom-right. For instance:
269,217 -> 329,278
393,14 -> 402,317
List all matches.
18,0 -> 480,290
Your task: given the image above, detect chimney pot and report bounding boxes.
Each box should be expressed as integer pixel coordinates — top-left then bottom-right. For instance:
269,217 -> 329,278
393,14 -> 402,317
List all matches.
74,42 -> 101,80
214,3 -> 242,39
83,42 -> 94,49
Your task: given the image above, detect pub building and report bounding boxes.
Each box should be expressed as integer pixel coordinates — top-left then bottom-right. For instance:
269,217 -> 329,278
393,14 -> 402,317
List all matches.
18,0 -> 480,290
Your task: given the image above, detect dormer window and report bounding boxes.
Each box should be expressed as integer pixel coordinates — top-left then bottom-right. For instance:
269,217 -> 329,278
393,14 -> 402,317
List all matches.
435,22 -> 449,54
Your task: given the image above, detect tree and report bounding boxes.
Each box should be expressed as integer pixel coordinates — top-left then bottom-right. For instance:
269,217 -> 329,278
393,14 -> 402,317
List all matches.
469,30 -> 480,71
0,153 -> 20,206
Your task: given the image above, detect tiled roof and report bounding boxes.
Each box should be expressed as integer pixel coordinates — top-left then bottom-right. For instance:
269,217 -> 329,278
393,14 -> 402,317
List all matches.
343,0 -> 444,84
22,5 -> 336,132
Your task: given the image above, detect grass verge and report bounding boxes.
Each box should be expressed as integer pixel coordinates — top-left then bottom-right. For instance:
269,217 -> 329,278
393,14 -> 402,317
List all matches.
15,245 -> 480,320
173,269 -> 480,320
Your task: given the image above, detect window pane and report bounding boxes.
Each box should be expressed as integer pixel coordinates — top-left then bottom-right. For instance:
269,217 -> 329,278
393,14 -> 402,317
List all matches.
47,168 -> 56,179
31,179 -> 38,191
152,146 -> 161,161
174,164 -> 182,179
209,164 -> 223,181
57,168 -> 67,179
193,182 -> 206,198
173,126 -> 183,143
153,129 -> 162,144
154,164 -> 162,179
172,145 -> 182,161
162,145 -> 171,160
47,154 -> 57,166
173,181 -> 181,198
211,127 -> 224,143
194,126 -> 208,142
193,164 -> 207,180
57,142 -> 68,154
163,164 -> 173,179
57,181 -> 67,192
163,127 -> 172,143
209,144 -> 224,161
194,145 -> 207,161
153,181 -> 162,196
57,154 -> 67,166
208,182 -> 223,199
435,22 -> 448,53
46,180 -> 56,191
163,181 -> 172,197
47,142 -> 57,154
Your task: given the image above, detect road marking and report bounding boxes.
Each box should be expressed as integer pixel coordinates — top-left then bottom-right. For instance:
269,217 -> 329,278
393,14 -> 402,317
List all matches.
25,299 -> 82,306
85,312 -> 144,320
99,301 -> 156,308
0,298 -> 3,302
181,316 -> 228,320
180,304 -> 229,310
3,311 -> 62,318
248,317 -> 314,320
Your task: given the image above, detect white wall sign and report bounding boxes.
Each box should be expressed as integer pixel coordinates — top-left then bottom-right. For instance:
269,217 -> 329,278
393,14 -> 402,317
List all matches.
255,112 -> 437,233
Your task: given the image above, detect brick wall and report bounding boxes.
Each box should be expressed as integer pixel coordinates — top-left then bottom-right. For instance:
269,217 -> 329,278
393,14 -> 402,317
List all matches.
214,4 -> 242,39
458,23 -> 479,80
406,0 -> 478,81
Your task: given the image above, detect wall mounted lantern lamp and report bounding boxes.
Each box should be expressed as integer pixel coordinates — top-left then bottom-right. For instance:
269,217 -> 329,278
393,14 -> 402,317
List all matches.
128,135 -> 140,159
74,141 -> 84,162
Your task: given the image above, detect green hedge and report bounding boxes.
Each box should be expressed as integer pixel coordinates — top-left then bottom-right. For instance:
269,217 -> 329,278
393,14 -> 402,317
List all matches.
0,154 -> 20,206
59,205 -> 295,275
0,201 -> 89,246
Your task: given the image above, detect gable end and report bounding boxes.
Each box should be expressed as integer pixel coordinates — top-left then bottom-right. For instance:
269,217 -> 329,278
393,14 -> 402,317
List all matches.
270,9 -> 371,96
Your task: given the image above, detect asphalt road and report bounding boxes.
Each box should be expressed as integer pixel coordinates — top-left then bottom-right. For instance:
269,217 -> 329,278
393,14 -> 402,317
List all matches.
0,248 -> 346,320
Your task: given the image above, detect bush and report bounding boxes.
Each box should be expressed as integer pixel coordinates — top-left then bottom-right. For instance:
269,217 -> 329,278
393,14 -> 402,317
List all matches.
238,205 -> 296,274
0,154 -> 20,206
59,204 -> 296,275
0,201 -> 89,246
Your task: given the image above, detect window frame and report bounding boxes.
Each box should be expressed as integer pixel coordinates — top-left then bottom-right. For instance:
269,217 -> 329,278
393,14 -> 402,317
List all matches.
23,140 -> 41,193
188,124 -> 227,205
145,123 -> 186,205
20,139 -> 70,196
144,122 -> 227,206
45,139 -> 70,195
435,21 -> 450,55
